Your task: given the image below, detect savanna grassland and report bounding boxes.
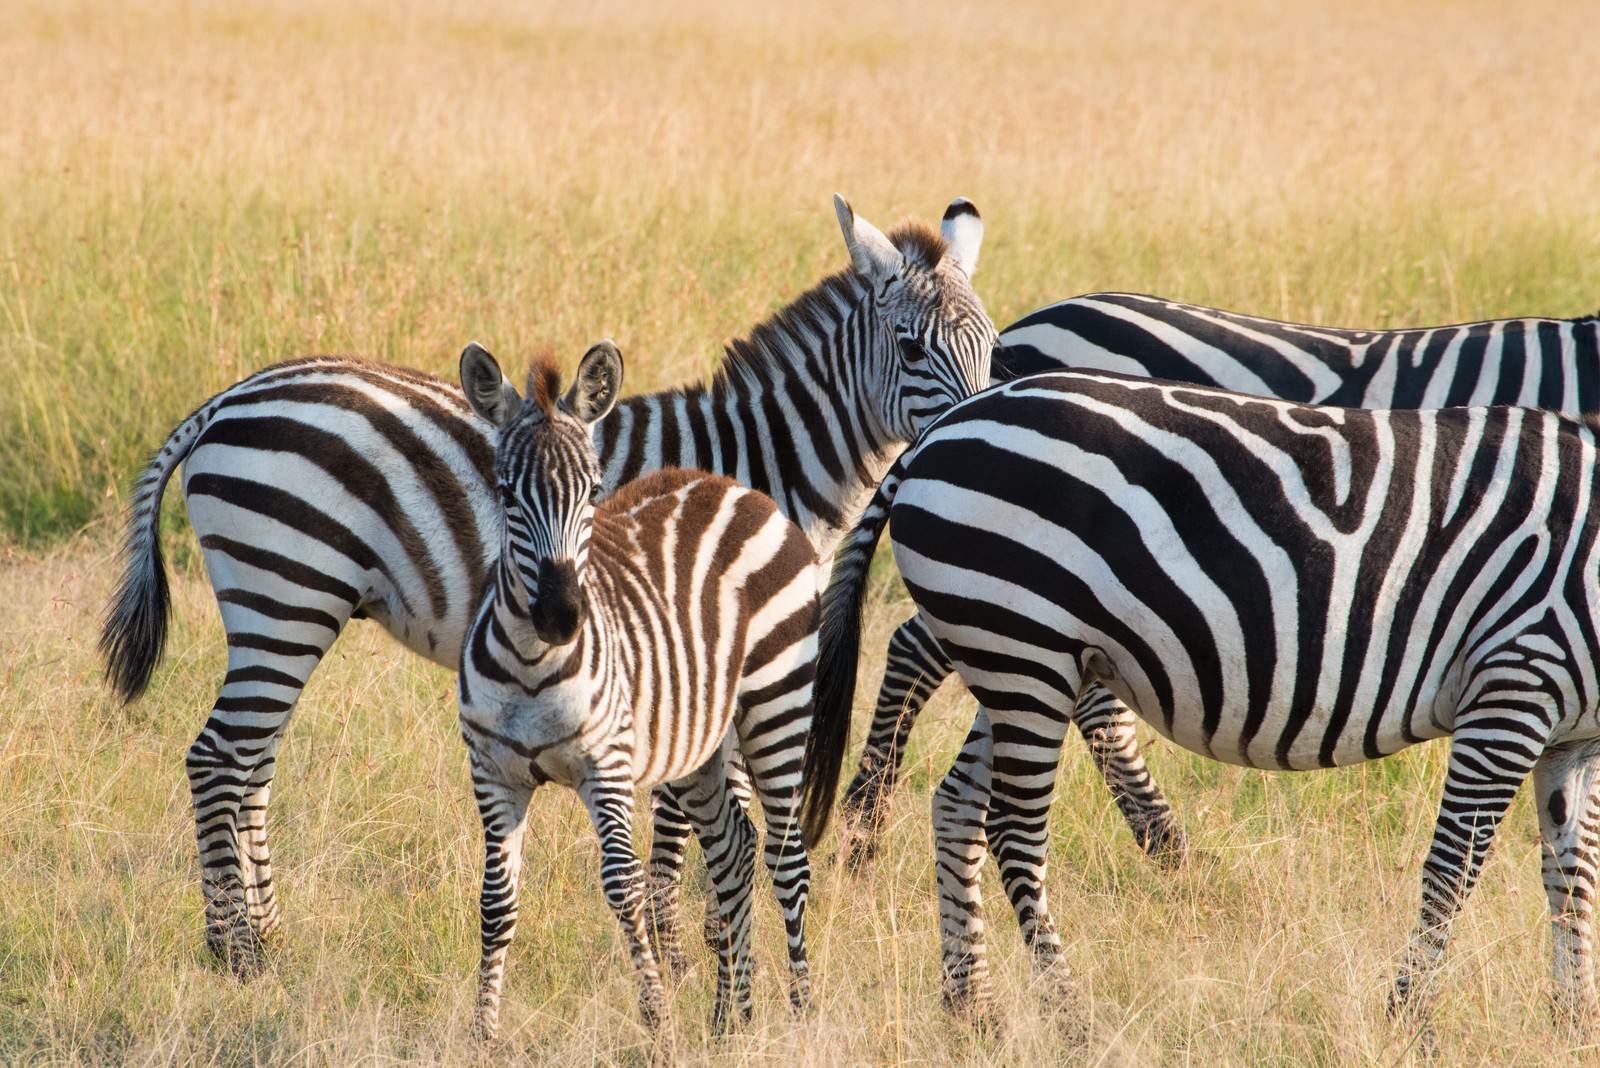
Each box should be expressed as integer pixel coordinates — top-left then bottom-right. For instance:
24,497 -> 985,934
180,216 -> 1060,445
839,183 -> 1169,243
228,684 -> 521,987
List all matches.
4,1 -> 1600,1064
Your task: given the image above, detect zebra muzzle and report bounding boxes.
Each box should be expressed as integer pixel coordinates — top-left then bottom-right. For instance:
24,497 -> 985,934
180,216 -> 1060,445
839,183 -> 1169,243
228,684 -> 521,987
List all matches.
531,559 -> 585,645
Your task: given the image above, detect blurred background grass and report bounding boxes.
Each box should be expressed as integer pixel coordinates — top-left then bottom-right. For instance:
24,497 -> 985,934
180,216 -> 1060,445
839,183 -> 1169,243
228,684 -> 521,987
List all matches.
3,0 -> 1597,545
3,1 -> 1599,1064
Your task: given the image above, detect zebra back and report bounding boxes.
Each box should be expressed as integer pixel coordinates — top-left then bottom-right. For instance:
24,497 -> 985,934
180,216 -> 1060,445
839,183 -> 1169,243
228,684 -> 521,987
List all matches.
996,291 -> 1600,413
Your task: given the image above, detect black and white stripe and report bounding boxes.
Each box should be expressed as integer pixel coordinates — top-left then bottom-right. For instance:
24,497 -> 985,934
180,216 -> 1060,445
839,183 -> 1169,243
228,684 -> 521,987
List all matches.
842,291 -> 1600,869
456,342 -> 845,1037
814,369 -> 1600,1031
98,196 -> 995,971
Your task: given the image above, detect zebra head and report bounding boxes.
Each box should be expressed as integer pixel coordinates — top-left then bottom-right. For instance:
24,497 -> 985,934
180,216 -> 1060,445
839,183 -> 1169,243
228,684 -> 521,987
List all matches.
460,340 -> 624,646
834,194 -> 997,442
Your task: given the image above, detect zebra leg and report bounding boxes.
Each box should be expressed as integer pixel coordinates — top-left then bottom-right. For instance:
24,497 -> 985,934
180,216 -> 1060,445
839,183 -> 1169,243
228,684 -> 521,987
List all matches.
645,748 -> 755,976
470,772 -> 534,1043
1388,714 -> 1546,1029
703,750 -> 753,954
1071,682 -> 1187,868
986,702 -> 1076,1009
644,785 -> 692,977
187,618 -> 341,975
1533,741 -> 1600,1032
671,755 -> 758,1034
932,709 -> 997,1020
239,742 -> 282,943
839,614 -> 953,869
579,769 -> 668,1031
738,719 -> 813,1013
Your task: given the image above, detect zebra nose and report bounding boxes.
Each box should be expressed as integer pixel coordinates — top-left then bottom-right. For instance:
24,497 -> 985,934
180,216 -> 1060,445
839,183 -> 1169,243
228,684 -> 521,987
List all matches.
531,558 -> 585,645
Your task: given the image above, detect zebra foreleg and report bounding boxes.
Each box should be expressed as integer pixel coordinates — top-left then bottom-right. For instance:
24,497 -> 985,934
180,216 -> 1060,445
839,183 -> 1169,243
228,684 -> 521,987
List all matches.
1389,706 -> 1547,1034
580,770 -> 669,1032
1071,683 -> 1187,868
470,773 -> 533,1043
839,613 -> 952,869
932,709 -> 997,1023
1533,741 -> 1600,1034
671,757 -> 758,1034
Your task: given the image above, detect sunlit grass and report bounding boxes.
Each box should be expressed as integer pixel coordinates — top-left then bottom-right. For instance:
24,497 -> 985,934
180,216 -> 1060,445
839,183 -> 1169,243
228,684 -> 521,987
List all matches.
4,0 -> 1599,1063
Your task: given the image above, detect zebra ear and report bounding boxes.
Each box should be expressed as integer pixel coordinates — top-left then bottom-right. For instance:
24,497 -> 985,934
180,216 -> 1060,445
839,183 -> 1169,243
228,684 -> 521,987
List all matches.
834,194 -> 903,285
561,340 -> 624,426
460,342 -> 524,428
940,197 -> 983,278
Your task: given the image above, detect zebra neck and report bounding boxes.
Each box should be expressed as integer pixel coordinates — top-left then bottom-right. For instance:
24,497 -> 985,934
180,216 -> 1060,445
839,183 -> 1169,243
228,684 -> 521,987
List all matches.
594,275 -> 904,555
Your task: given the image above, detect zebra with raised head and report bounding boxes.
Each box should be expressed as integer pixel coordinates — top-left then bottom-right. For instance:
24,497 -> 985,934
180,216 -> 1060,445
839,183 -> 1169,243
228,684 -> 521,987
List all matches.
98,194 -> 997,972
813,368 -> 1600,1034
455,340 -> 844,1038
841,290 -> 1600,868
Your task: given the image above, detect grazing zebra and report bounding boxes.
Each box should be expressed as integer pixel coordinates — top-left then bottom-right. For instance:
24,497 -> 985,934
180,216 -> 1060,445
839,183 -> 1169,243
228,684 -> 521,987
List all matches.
814,369 -> 1600,1032
98,195 -> 996,972
456,341 -> 843,1037
841,290 -> 1600,869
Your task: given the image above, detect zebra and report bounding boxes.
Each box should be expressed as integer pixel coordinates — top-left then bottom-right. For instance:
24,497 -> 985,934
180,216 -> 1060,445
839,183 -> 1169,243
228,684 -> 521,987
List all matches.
97,194 -> 997,973
813,368 -> 1600,1034
840,290 -> 1600,869
455,340 -> 845,1038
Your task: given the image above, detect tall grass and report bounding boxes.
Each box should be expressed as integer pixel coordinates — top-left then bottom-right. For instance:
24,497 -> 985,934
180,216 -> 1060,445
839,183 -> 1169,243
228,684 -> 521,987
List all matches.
3,0 -> 1599,1063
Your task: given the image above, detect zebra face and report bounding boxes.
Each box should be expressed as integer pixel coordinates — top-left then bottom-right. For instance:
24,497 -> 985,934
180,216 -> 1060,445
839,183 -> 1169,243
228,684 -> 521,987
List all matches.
834,195 -> 998,443
461,341 -> 625,646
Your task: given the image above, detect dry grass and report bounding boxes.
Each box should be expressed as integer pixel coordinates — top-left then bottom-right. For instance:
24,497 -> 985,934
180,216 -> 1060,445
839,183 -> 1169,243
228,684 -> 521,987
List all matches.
3,0 -> 1600,1064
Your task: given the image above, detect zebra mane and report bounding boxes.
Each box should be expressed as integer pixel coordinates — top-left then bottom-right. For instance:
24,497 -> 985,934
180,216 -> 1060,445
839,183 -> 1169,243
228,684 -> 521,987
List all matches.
524,350 -> 562,416
710,223 -> 950,391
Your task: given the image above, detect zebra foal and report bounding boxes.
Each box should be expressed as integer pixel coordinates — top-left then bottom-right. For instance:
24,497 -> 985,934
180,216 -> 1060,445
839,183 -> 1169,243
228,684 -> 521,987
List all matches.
816,370 -> 1600,1033
843,291 -> 1600,869
456,340 -> 846,1037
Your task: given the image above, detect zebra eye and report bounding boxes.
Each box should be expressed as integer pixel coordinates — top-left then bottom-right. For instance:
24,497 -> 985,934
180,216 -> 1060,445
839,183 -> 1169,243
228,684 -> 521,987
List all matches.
589,485 -> 603,505
898,337 -> 929,364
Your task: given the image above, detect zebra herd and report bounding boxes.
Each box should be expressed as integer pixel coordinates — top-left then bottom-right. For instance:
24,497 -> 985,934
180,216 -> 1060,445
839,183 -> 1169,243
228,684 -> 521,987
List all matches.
99,194 -> 1600,1041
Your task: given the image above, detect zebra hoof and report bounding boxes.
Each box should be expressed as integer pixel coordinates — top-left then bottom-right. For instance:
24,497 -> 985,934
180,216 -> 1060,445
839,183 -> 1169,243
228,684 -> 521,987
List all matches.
1137,818 -> 1188,870
206,924 -> 268,979
838,826 -> 882,873
1550,991 -> 1599,1044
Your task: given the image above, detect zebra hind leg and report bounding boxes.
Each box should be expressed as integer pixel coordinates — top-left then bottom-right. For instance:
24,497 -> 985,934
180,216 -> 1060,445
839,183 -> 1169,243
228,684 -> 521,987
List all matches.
1533,740 -> 1600,1036
1071,682 -> 1187,868
644,785 -> 693,978
931,710 -> 998,1025
579,768 -> 669,1032
1388,697 -> 1550,1040
239,751 -> 282,944
187,633 -> 338,975
671,755 -> 758,1034
838,614 -> 951,870
736,707 -> 813,1013
985,703 -> 1082,1036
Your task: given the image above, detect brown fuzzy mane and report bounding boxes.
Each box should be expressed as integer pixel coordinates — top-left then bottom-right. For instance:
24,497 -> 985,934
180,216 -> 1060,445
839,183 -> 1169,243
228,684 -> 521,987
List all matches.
886,220 -> 948,271
524,349 -> 562,416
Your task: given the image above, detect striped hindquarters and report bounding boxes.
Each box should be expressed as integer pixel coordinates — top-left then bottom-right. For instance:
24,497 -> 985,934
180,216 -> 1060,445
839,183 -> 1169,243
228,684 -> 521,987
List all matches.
886,372 -> 1600,770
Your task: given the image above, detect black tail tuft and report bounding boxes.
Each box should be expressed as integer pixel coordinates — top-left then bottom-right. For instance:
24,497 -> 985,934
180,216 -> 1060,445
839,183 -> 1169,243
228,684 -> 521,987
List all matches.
98,420 -> 198,702
99,527 -> 171,702
798,467 -> 902,847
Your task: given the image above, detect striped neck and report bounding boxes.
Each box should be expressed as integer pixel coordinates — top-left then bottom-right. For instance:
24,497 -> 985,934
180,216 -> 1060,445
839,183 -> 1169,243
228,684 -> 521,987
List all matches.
594,270 -> 904,555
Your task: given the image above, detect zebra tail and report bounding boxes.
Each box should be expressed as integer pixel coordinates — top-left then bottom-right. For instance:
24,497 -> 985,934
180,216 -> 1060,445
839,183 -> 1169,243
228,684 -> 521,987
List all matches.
99,405 -> 208,702
799,459 -> 907,846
